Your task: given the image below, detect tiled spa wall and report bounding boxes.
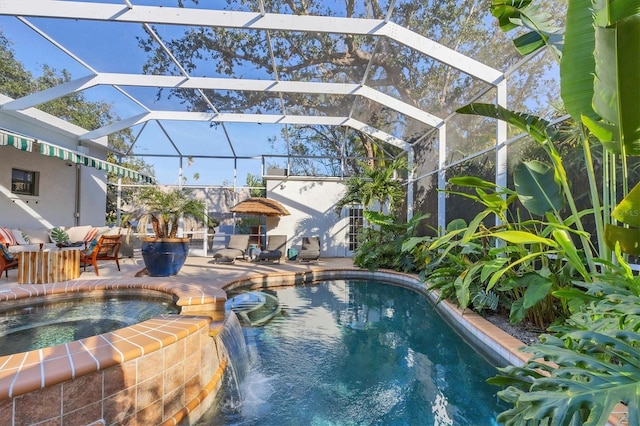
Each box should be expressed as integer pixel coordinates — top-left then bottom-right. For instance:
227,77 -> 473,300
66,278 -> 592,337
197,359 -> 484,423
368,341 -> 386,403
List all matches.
0,314 -> 227,425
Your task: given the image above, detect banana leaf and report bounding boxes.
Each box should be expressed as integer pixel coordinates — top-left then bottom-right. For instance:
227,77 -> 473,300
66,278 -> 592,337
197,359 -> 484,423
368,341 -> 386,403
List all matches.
490,0 -> 563,58
513,160 -> 564,216
456,103 -> 553,144
611,181 -> 640,228
577,3 -> 640,155
560,0 -> 598,128
604,224 -> 640,255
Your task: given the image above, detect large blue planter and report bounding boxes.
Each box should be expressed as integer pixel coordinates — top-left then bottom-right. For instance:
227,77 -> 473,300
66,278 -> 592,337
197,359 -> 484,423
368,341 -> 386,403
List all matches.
141,238 -> 190,277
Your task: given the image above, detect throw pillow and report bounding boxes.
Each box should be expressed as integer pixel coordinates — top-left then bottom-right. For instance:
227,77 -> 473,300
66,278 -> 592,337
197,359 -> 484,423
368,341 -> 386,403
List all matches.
0,244 -> 14,261
50,227 -> 70,244
11,229 -> 29,245
85,238 -> 99,256
83,227 -> 99,243
0,228 -> 17,246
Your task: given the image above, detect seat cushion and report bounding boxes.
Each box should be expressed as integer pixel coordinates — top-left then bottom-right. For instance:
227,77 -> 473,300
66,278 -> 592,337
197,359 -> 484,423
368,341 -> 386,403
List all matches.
65,225 -> 92,243
21,229 -> 51,244
213,248 -> 244,261
227,235 -> 250,252
258,250 -> 282,260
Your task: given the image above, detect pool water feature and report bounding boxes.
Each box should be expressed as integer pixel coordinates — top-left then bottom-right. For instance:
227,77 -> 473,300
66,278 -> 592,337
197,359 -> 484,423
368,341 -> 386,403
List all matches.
0,295 -> 179,356
203,279 -> 506,425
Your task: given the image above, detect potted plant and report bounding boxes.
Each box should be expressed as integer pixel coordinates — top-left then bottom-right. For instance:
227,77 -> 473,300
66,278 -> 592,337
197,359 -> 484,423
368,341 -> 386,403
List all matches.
134,187 -> 208,276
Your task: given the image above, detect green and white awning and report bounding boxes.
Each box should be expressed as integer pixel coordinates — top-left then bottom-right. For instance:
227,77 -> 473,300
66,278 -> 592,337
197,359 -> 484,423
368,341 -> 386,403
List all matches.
1,129 -> 152,183
0,130 -> 33,152
38,141 -> 154,183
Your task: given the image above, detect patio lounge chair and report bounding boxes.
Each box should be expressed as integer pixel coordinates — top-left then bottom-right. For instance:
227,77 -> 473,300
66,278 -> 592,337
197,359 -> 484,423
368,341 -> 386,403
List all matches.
213,234 -> 250,263
258,235 -> 287,263
297,236 -> 320,263
80,234 -> 122,276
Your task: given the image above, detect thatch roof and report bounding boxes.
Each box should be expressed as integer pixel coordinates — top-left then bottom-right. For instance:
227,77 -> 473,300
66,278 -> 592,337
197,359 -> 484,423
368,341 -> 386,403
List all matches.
230,197 -> 291,217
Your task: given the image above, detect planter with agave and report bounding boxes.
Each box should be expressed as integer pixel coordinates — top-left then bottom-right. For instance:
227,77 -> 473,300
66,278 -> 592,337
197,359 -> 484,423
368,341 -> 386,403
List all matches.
135,187 -> 208,277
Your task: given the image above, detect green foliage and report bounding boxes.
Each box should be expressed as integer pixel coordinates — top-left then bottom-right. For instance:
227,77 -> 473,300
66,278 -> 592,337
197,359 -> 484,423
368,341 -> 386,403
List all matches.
335,158 -> 408,216
135,187 -> 208,238
490,0 -> 563,59
246,173 -> 266,197
462,1 -> 640,423
513,160 -> 564,216
471,290 -> 499,313
353,211 -> 431,272
490,291 -> 640,426
425,176 -> 592,328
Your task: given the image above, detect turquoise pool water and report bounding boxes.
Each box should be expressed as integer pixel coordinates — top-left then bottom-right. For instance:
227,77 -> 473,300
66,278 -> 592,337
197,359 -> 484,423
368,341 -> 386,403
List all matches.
203,279 -> 505,425
0,295 -> 179,356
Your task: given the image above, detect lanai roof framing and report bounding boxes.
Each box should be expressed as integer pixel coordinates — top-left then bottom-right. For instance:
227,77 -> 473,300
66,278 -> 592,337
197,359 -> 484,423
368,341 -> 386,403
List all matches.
0,1 -> 503,151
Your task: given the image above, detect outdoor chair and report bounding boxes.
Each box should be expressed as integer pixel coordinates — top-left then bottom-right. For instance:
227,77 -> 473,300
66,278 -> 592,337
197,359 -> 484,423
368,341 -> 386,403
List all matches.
80,234 -> 122,276
213,234 -> 250,263
0,244 -> 18,279
257,235 -> 287,263
297,236 -> 320,263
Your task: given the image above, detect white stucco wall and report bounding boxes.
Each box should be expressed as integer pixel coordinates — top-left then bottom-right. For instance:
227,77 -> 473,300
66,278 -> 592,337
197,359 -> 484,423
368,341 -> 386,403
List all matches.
0,147 -> 108,230
0,101 -> 108,230
265,177 -> 348,258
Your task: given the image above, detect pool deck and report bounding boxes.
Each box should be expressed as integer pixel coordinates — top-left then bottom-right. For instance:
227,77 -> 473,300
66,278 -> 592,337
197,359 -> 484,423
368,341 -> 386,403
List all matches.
0,255 -> 355,292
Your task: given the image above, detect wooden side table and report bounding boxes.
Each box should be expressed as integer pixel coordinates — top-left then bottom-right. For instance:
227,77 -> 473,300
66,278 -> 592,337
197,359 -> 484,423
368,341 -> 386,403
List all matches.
17,248 -> 81,284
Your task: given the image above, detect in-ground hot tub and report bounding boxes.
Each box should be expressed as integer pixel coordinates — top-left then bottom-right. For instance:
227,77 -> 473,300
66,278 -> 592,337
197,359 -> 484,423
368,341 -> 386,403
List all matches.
0,279 -> 228,426
0,293 -> 180,356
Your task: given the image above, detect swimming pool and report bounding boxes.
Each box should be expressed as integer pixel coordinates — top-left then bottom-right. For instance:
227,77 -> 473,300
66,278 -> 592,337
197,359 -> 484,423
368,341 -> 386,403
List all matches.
203,279 -> 506,424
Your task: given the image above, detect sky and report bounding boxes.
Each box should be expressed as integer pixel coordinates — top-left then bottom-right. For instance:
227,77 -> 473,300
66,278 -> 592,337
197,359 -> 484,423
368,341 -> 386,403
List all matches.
0,13 -> 289,186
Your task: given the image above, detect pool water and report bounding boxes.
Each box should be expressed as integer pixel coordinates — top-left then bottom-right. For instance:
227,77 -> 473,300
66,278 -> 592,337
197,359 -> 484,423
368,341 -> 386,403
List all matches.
0,295 -> 180,356
204,280 -> 506,425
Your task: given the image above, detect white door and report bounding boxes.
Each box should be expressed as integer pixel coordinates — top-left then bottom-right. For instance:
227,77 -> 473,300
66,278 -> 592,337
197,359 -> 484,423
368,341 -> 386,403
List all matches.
345,205 -> 364,257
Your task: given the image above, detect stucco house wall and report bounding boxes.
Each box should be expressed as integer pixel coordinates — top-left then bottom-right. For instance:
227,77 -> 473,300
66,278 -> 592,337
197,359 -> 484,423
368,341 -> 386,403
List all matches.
265,177 -> 349,258
0,95 -> 108,230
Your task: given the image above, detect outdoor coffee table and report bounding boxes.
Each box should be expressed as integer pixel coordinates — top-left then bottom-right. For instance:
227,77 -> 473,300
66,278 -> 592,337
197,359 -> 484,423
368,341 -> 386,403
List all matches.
17,247 -> 81,284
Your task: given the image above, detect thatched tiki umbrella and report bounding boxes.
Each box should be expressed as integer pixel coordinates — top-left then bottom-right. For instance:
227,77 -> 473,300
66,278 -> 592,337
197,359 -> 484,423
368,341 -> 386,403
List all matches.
230,197 -> 291,217
230,197 -> 291,248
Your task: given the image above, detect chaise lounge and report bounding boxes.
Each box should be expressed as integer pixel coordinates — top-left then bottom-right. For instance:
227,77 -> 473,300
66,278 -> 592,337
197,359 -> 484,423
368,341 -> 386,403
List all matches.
297,236 -> 320,263
257,235 -> 287,263
212,234 -> 250,263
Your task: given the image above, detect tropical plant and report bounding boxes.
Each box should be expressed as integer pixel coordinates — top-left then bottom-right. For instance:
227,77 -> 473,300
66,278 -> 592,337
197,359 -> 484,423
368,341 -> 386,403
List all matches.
353,211 -> 431,271
463,0 -> 640,263
490,321 -> 640,426
335,158 -> 409,216
246,173 -> 266,198
135,187 -> 208,239
410,175 -> 588,328
336,157 -> 417,270
452,0 -> 640,423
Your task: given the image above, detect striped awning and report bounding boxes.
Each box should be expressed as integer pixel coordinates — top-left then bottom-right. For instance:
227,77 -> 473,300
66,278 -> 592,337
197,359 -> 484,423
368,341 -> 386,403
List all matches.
0,129 -> 152,183
0,130 -> 33,152
38,141 -> 154,183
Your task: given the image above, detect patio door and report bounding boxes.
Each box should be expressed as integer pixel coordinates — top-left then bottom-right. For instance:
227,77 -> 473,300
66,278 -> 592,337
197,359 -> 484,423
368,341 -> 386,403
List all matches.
345,205 -> 364,257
